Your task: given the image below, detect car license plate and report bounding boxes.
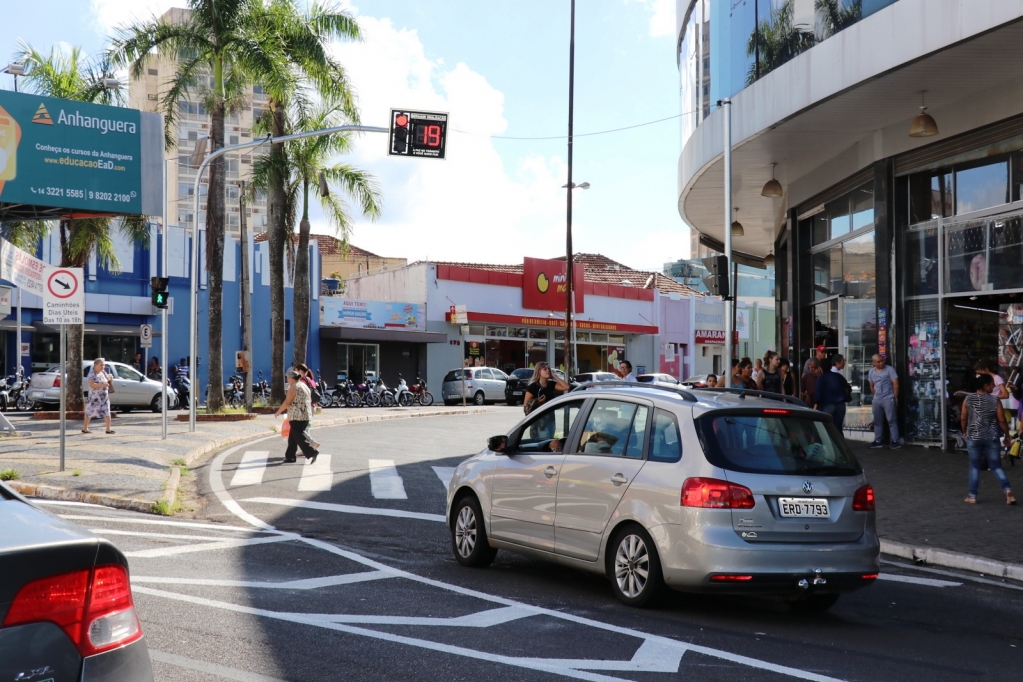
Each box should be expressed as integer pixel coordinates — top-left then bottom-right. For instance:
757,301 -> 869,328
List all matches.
778,497 -> 830,518
512,391 -> 522,396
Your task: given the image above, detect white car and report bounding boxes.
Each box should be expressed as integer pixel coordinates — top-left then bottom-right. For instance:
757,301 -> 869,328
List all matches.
27,361 -> 176,412
637,373 -> 681,386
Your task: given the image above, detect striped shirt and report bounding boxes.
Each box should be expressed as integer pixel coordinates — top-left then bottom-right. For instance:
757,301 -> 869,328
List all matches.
965,392 -> 1001,440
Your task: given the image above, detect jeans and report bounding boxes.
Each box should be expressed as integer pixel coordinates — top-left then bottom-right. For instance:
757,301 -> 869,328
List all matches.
872,397 -> 899,444
819,402 -> 846,432
967,438 -> 1011,497
284,420 -> 317,461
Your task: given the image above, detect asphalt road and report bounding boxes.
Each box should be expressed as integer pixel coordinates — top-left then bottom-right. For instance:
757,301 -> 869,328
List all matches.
46,408 -> 1023,681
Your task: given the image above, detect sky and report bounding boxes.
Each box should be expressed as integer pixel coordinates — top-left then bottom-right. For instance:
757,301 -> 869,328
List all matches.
0,0 -> 689,271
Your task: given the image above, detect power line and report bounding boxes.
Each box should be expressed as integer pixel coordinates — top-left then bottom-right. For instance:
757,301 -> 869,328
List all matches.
452,109 -> 702,141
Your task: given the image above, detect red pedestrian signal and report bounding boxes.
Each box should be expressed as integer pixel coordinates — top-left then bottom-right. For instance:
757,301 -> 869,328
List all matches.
389,109 -> 448,159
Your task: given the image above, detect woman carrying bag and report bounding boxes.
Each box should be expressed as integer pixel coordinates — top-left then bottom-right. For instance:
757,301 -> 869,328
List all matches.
275,370 -> 320,464
522,362 -> 570,415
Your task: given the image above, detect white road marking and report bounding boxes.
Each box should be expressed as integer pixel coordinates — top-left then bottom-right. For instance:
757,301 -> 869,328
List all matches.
132,570 -> 392,590
322,605 -> 534,627
241,496 -> 445,523
125,534 -> 293,559
432,466 -> 456,489
881,558 -> 1023,592
368,458 -> 407,499
60,514 -> 275,534
877,573 -> 962,588
230,451 -> 269,487
91,529 -> 251,542
35,500 -> 109,508
298,454 -> 333,492
148,649 -> 290,682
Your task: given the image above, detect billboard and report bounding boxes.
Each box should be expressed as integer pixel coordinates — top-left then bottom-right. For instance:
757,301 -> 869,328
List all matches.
320,298 -> 424,330
522,257 -> 585,313
0,90 -> 142,214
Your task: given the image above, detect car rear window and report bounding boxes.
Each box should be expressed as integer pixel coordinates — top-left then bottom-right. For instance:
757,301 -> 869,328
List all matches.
696,412 -> 862,476
444,370 -> 470,382
513,369 -> 533,379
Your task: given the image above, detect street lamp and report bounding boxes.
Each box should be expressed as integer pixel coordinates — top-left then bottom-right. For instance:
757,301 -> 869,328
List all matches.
102,78 -> 120,90
3,63 -> 25,92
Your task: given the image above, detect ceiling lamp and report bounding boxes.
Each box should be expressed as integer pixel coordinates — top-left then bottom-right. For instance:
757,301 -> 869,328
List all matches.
909,91 -> 938,137
761,163 -> 783,198
731,208 -> 744,237
764,253 -> 775,266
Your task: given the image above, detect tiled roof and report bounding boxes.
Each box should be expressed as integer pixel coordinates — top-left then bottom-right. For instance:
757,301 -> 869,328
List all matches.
253,232 -> 384,259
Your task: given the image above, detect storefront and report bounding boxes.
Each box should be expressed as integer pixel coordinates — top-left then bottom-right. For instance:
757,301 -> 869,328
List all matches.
781,117 -> 1023,445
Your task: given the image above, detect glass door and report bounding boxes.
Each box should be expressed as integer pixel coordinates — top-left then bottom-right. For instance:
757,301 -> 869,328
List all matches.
839,298 -> 877,430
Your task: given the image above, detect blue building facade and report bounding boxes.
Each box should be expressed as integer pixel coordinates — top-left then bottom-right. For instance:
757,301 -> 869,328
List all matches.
1,225 -> 322,395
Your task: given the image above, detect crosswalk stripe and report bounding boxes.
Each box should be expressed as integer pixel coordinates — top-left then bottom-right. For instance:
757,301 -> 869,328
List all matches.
368,459 -> 408,499
298,454 -> 334,492
431,466 -> 456,490
230,451 -> 269,487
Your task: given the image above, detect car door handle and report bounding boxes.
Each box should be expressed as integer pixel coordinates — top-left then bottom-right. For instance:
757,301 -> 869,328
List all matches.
544,466 -> 558,478
611,473 -> 629,486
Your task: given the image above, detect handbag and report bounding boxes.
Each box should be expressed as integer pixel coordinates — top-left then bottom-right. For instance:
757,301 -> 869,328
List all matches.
280,418 -> 291,439
842,376 -> 852,403
523,398 -> 537,416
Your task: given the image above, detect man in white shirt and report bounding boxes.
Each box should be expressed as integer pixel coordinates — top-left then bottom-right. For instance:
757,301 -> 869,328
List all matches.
613,360 -> 637,382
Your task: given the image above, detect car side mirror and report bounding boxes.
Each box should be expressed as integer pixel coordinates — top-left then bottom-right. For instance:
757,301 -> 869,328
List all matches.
487,435 -> 508,453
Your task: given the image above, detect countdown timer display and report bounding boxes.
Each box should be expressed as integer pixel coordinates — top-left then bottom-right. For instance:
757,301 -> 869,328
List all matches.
388,109 -> 448,159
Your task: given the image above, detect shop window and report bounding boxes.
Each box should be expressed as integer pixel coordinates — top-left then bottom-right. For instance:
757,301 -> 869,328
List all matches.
946,215 -> 1023,294
486,326 -> 507,337
909,170 -> 952,223
808,182 -> 874,246
589,333 -> 608,344
609,335 -> 625,345
509,327 -> 528,338
528,329 -> 548,339
904,222 -> 939,297
468,325 -> 485,335
842,232 -> 876,299
812,244 -> 842,300
955,160 -> 1009,215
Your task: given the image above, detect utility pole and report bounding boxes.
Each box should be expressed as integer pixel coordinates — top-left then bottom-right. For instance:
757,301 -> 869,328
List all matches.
565,0 -> 577,377
721,98 -> 734,367
240,181 -> 252,411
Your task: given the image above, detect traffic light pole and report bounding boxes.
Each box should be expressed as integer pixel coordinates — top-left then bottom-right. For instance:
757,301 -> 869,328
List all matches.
721,98 -> 734,367
188,125 -> 388,431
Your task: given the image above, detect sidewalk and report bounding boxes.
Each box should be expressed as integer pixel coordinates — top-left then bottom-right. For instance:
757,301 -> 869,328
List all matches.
0,405 -> 491,511
852,439 -> 1023,567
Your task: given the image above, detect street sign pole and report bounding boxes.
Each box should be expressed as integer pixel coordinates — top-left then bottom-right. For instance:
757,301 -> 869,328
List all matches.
59,322 -> 65,472
162,158 -> 170,440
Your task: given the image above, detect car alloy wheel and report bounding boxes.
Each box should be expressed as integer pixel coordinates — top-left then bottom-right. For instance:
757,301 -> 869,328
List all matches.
455,506 -> 477,559
614,534 -> 650,599
473,391 -> 485,406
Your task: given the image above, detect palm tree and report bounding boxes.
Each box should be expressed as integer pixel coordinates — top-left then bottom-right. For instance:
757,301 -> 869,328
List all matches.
252,95 -> 381,365
746,0 -> 816,86
253,0 -> 361,403
815,0 -> 863,40
112,0 -> 361,407
14,42 -> 149,411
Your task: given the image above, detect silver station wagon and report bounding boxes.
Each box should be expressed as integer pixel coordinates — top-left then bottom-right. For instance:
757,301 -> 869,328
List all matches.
445,383 -> 879,611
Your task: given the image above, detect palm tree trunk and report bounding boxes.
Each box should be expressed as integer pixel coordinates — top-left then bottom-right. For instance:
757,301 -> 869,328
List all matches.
59,220 -> 84,412
268,100 -> 288,403
293,181 -> 311,366
205,100 -> 227,412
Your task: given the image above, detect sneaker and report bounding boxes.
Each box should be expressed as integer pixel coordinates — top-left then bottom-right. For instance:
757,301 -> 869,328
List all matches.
1007,491 -> 1017,506
889,443 -> 901,450
869,442 -> 884,449
964,495 -> 977,504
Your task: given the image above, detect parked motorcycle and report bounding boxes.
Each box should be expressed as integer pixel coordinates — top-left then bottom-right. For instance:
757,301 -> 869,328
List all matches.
347,379 -> 379,407
408,376 -> 434,407
372,378 -> 396,407
394,375 -> 413,407
225,374 -> 246,408
6,374 -> 31,411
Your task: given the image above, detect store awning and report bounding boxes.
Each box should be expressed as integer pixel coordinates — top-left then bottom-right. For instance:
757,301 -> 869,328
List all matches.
444,311 -> 658,335
319,326 -> 447,344
31,321 -> 162,337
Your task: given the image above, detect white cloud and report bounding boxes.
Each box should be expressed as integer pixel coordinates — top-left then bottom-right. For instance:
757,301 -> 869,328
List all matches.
626,0 -> 676,38
316,16 -> 569,264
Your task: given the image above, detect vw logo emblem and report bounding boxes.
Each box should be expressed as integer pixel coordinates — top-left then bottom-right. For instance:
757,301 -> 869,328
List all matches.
802,481 -> 813,494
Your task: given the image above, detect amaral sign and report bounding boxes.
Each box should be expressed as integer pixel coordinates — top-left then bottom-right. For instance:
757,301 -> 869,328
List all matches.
0,90 -> 142,214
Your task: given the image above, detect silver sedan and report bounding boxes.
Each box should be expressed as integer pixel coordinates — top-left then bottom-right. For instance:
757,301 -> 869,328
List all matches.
445,384 -> 879,611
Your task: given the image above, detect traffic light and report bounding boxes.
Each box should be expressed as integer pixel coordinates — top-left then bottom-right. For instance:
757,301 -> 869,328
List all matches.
151,276 -> 169,309
391,113 -> 409,154
701,255 -> 730,299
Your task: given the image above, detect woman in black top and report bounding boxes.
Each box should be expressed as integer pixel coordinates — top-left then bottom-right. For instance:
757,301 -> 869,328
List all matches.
757,351 -> 782,394
523,361 -> 570,411
779,357 -> 796,397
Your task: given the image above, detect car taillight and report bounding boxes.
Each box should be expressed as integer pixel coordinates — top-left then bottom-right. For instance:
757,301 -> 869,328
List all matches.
710,574 -> 753,581
53,375 -> 61,387
861,573 -> 879,580
681,477 -> 755,509
853,484 -> 875,511
2,564 -> 142,657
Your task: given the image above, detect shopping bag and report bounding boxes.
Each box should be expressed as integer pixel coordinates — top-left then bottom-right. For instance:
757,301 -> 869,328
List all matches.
281,418 -> 291,439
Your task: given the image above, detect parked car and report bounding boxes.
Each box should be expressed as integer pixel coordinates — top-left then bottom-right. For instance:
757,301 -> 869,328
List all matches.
0,481 -> 154,681
442,367 -> 510,405
27,361 -> 177,412
574,371 -> 619,383
504,367 -> 569,406
445,383 -> 878,611
680,373 -> 716,388
637,373 -> 680,386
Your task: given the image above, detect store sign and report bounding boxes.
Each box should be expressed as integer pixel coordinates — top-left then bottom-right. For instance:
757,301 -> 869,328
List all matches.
0,90 -> 142,214
446,310 -> 657,335
522,257 -> 585,313
42,267 -> 84,325
0,237 -> 47,295
696,330 -> 725,345
877,307 -> 888,359
736,308 -> 750,339
320,298 -> 424,330
464,340 -> 484,366
0,285 -> 10,316
449,304 -> 468,325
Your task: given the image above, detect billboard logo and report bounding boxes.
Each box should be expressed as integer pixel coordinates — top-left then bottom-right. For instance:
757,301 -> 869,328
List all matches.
32,103 -> 53,125
536,272 -> 549,293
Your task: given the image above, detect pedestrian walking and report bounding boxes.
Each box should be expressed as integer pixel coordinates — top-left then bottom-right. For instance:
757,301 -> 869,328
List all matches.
731,358 -> 755,389
804,345 -> 827,374
962,372 -> 1015,505
757,351 -> 782,394
83,358 -> 114,435
868,354 -> 901,449
801,358 -> 821,406
293,362 -> 321,450
275,370 -> 319,464
814,358 -> 850,432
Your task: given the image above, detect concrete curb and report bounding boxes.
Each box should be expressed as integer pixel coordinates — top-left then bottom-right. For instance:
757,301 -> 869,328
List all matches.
163,467 -> 181,505
881,540 -> 1023,582
9,482 -> 155,513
